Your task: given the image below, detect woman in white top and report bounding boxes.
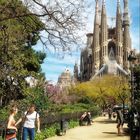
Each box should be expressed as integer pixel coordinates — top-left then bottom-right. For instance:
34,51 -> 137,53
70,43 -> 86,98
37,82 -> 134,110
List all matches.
16,104 -> 40,140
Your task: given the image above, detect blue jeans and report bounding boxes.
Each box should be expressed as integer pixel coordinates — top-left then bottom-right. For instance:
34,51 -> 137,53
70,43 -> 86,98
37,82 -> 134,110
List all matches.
22,127 -> 35,140
11,138 -> 17,140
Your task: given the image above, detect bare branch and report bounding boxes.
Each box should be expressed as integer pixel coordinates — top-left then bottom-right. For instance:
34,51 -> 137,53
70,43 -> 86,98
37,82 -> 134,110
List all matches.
0,0 -> 85,53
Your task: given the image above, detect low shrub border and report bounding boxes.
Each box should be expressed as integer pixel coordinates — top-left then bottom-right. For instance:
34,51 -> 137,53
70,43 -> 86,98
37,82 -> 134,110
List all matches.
35,120 -> 79,140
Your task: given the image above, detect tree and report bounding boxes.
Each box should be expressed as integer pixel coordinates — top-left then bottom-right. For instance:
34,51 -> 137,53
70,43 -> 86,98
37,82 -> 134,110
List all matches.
0,0 -> 85,53
44,83 -> 75,104
69,81 -> 99,104
0,0 -> 46,106
133,64 -> 140,110
70,75 -> 130,110
0,0 -> 85,106
112,76 -> 130,112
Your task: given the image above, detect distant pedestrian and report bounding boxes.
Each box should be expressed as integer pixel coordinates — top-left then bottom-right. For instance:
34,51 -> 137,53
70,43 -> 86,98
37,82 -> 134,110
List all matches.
87,112 -> 92,125
6,106 -> 18,140
116,109 -> 123,135
16,104 -> 40,140
108,107 -> 112,119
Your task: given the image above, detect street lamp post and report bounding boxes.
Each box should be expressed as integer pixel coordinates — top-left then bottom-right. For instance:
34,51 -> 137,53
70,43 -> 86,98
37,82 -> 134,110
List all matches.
128,51 -> 137,140
128,51 -> 137,106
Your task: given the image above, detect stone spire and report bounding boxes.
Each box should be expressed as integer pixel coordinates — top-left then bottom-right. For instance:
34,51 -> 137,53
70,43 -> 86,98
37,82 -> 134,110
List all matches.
74,62 -> 78,80
123,0 -> 129,24
116,0 -> 123,63
92,0 -> 100,73
123,0 -> 131,70
95,0 -> 100,25
100,0 -> 108,64
117,0 -> 121,16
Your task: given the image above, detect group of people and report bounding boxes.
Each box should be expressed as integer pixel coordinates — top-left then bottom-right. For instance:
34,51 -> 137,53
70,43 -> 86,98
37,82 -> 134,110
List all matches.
79,112 -> 92,126
5,104 -> 40,140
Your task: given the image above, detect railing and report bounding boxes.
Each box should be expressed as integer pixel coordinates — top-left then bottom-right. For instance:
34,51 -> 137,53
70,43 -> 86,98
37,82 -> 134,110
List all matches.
41,111 -> 98,128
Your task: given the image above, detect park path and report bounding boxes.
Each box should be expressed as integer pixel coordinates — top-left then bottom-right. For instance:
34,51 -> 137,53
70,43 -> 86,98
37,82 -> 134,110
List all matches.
45,115 -> 129,140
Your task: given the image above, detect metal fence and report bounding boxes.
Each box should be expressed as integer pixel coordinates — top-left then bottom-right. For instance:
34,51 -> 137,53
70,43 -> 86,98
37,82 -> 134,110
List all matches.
40,110 -> 98,128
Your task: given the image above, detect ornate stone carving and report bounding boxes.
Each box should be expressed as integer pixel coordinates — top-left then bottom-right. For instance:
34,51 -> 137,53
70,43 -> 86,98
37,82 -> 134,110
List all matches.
117,56 -> 122,65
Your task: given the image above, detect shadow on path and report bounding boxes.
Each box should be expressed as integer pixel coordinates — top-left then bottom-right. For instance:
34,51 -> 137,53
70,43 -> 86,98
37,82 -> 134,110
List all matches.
103,132 -> 117,134
95,117 -> 130,137
95,118 -> 116,124
102,126 -> 130,137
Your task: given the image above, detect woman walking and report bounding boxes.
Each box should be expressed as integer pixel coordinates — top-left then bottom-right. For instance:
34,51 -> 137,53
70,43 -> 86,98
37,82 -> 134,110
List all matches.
16,104 -> 40,140
6,106 -> 18,140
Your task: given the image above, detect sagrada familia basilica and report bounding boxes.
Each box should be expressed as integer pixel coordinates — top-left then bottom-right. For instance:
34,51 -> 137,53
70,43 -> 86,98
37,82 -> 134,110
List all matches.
74,0 -> 132,82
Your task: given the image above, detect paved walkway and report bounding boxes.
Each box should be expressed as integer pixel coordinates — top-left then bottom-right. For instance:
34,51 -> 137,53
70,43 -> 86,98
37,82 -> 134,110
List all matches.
46,116 -> 129,140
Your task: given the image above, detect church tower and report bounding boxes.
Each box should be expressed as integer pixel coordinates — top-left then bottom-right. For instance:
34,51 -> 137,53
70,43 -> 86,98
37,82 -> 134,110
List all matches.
116,0 -> 123,65
74,62 -> 79,81
92,0 -> 100,74
123,0 -> 131,71
79,0 -> 131,81
100,0 -> 108,66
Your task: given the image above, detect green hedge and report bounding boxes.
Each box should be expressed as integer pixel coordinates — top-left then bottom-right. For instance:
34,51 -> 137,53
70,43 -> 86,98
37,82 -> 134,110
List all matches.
35,120 -> 79,140
48,103 -> 100,114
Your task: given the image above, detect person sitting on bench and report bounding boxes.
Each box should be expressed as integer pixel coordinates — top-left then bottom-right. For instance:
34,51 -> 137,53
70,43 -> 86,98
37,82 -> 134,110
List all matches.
79,112 -> 92,126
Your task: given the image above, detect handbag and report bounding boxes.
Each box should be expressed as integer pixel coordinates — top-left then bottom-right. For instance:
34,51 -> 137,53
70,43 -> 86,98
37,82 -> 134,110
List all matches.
6,129 -> 16,135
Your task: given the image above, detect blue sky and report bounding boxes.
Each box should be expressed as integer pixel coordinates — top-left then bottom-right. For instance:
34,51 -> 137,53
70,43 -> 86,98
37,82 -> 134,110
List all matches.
33,0 -> 140,83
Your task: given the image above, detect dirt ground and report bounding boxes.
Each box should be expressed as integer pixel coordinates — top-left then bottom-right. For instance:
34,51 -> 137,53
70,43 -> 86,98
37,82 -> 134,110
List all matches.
45,116 -> 129,140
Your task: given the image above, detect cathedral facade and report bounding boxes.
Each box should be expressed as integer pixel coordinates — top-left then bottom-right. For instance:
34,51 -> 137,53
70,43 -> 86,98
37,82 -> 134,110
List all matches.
57,68 -> 74,88
75,0 -> 131,81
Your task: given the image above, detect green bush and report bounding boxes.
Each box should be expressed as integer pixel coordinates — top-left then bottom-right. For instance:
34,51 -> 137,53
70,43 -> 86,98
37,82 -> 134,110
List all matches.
69,120 -> 79,128
0,107 -> 8,121
35,132 -> 46,140
56,103 -> 100,115
35,120 -> 79,140
35,123 -> 59,140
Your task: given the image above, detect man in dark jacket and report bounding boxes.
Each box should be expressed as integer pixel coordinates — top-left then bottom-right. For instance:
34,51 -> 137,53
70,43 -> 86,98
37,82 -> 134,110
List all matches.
116,109 -> 124,135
